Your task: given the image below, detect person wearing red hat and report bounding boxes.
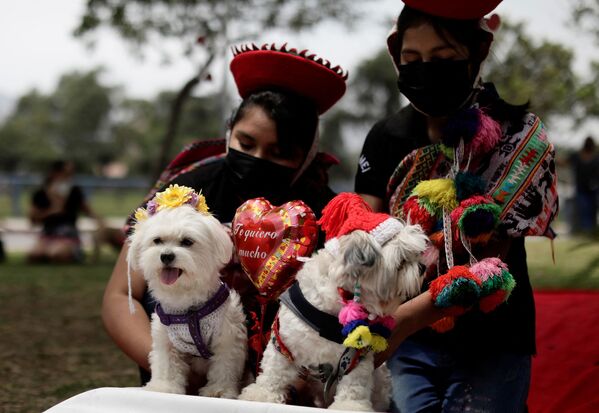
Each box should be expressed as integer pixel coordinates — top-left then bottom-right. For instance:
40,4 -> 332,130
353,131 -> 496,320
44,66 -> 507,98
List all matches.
355,1 -> 558,412
101,43 -> 348,391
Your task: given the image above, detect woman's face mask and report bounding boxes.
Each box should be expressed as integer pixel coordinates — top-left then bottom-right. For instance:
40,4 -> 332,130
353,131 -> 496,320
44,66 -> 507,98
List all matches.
225,148 -> 297,201
397,59 -> 478,117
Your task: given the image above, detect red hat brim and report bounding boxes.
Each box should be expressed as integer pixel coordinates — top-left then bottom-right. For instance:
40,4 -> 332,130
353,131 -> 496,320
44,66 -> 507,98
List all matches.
402,0 -> 502,20
230,49 -> 347,115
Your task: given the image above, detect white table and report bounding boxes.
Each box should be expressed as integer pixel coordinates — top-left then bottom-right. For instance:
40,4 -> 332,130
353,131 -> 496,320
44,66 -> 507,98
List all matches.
44,387 -> 358,413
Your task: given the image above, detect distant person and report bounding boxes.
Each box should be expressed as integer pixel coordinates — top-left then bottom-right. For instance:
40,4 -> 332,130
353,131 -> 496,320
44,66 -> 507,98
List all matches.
28,160 -> 99,263
570,136 -> 599,234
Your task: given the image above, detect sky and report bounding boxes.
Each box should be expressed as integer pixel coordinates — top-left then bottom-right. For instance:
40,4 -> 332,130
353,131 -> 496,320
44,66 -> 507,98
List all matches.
0,0 -> 597,146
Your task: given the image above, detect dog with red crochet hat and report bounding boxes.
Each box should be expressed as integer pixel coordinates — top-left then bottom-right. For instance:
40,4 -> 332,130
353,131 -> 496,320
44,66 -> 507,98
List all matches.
239,193 -> 428,411
354,0 -> 558,412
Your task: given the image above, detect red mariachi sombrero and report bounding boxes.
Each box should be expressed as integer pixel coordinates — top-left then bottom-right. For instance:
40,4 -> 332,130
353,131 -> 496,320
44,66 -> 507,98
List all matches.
402,0 -> 502,20
230,43 -> 347,115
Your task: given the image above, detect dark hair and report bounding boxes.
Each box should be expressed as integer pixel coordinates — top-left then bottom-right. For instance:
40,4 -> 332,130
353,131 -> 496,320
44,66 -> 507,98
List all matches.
228,90 -> 318,159
44,160 -> 73,185
395,6 -> 493,67
583,136 -> 595,152
395,6 -> 529,125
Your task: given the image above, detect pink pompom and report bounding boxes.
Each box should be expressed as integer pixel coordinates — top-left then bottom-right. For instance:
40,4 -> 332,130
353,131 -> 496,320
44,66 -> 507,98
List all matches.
470,257 -> 506,282
466,111 -> 502,156
421,244 -> 439,267
338,301 -> 368,324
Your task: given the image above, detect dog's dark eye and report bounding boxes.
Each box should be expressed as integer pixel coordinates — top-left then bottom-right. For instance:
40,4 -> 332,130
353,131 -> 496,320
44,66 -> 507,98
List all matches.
153,237 -> 163,245
180,238 -> 194,247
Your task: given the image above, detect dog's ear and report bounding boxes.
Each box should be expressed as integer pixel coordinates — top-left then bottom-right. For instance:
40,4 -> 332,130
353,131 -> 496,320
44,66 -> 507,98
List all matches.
339,230 -> 381,278
126,235 -> 141,271
395,223 -> 429,261
206,217 -> 234,267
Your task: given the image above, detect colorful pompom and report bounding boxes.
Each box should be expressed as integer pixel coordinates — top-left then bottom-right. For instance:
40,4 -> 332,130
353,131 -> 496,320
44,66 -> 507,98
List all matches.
455,171 -> 487,201
338,300 -> 368,325
412,178 -> 458,213
442,107 -> 481,148
450,196 -> 501,244
341,319 -> 368,336
429,265 -> 482,311
470,258 -> 516,313
343,325 -> 372,349
369,334 -> 389,353
465,111 -> 502,157
403,196 -> 437,233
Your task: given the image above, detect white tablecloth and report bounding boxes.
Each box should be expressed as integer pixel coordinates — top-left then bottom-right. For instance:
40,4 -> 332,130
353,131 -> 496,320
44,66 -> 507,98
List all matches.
44,387 -> 358,413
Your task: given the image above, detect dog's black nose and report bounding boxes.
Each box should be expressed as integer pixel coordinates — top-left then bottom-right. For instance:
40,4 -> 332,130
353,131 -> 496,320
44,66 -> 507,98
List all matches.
160,252 -> 175,265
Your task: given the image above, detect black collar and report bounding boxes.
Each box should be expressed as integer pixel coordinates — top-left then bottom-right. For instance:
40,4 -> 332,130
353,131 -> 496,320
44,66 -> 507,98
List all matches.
279,282 -> 344,344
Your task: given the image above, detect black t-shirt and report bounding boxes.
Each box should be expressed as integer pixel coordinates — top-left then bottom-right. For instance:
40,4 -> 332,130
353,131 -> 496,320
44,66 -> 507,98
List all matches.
32,185 -> 85,236
355,105 -> 428,199
354,105 -> 536,356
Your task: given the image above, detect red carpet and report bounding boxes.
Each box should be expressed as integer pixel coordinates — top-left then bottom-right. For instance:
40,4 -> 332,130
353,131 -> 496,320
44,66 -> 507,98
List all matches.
528,290 -> 599,413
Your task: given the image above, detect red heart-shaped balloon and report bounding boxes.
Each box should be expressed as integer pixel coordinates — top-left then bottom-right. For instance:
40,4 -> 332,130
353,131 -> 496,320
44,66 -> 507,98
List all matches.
232,198 -> 318,300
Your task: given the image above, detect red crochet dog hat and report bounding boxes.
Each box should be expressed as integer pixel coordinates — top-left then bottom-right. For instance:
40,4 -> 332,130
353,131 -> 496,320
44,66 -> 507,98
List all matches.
402,0 -> 502,20
230,43 -> 347,115
318,193 -> 404,248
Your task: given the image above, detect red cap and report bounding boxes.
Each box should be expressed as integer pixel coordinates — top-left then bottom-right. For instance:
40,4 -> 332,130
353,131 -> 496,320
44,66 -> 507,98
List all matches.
230,43 -> 347,115
402,0 -> 502,20
318,193 -> 403,246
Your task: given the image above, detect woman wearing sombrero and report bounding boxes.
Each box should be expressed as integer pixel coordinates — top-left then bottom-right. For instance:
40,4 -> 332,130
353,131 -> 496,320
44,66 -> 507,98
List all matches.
355,1 -> 558,411
102,43 -> 348,386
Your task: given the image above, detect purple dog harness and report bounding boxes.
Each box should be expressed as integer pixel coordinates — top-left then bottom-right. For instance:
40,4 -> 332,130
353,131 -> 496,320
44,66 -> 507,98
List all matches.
155,283 -> 230,359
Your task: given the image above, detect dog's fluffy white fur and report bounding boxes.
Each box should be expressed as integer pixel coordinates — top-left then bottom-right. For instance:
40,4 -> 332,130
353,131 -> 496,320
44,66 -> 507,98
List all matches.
239,222 -> 428,411
127,205 -> 247,398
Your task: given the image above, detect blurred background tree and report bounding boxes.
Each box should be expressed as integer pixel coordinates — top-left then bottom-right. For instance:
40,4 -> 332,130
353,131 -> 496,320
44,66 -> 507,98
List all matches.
0,69 -> 112,173
73,0 -> 369,178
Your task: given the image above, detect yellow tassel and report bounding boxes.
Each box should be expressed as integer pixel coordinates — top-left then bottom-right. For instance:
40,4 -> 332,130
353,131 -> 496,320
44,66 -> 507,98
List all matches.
343,325 -> 372,349
369,334 -> 388,353
413,179 -> 458,211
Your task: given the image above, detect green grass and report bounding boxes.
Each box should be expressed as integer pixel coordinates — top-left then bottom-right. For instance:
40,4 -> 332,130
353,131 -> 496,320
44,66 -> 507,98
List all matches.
526,237 -> 599,289
0,253 -> 138,413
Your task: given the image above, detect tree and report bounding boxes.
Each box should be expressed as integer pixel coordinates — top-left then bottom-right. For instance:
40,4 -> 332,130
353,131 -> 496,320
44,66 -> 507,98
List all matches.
484,21 -> 581,124
0,69 -> 113,173
74,0 -> 369,178
573,0 -> 599,42
112,92 -> 223,175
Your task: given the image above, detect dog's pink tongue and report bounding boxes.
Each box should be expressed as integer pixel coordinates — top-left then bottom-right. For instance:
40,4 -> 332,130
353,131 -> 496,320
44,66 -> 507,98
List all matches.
160,268 -> 181,285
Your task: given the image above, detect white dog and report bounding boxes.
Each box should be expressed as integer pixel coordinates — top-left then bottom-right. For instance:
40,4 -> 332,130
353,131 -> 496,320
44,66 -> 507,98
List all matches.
127,203 -> 247,398
240,214 -> 428,411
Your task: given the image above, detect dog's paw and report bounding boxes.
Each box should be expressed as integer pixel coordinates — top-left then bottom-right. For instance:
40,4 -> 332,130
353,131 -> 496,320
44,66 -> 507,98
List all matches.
144,379 -> 185,394
199,384 -> 238,399
238,383 -> 286,404
328,399 -> 373,411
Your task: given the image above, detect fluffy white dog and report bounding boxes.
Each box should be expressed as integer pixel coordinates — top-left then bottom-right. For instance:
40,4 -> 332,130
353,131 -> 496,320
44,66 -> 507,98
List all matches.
240,213 -> 428,411
127,203 -> 247,398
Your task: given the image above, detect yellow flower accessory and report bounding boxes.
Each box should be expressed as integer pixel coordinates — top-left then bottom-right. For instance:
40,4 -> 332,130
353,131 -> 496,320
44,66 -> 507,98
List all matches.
134,207 -> 149,223
132,185 -> 210,229
154,184 -> 195,210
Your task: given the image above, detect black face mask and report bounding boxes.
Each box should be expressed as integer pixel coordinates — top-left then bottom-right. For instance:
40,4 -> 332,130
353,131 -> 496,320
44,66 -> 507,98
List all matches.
225,147 -> 297,202
397,60 -> 477,117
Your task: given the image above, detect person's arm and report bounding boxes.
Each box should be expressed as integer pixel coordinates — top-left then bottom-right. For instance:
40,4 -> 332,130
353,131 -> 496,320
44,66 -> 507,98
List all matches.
102,244 -> 152,371
375,291 -> 449,366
